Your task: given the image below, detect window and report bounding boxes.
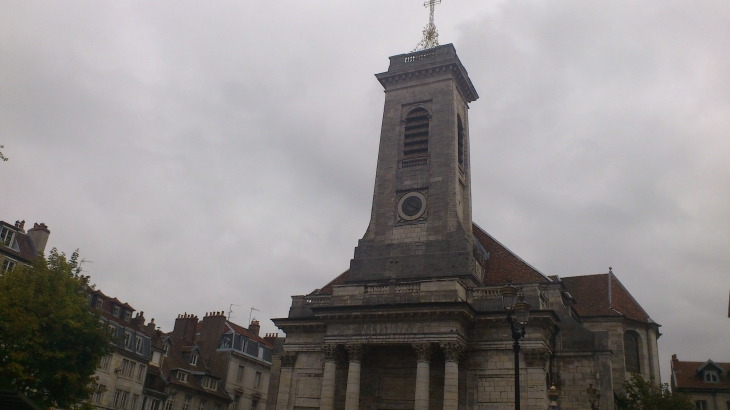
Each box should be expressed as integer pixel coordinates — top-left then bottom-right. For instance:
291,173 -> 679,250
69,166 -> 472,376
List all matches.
704,371 -> 719,382
236,365 -> 244,383
120,392 -> 129,409
121,358 -> 136,378
0,228 -> 15,247
109,325 -> 118,338
163,343 -> 170,356
131,394 -> 139,410
457,115 -> 465,168
97,299 -> 104,309
136,337 -> 144,354
183,397 -> 191,410
100,354 -> 112,370
177,371 -> 188,383
113,306 -> 121,317
202,377 -> 218,390
137,364 -> 146,381
254,371 -> 261,388
165,394 -> 175,410
92,384 -> 105,403
250,400 -> 258,410
124,332 -> 132,349
113,390 -> 122,407
696,401 -> 708,410
199,400 -> 207,410
1,258 -> 16,272
190,353 -> 198,366
402,108 -> 430,167
624,331 -> 641,373
233,396 -> 240,410
87,293 -> 93,305
149,399 -> 161,410
124,311 -> 132,321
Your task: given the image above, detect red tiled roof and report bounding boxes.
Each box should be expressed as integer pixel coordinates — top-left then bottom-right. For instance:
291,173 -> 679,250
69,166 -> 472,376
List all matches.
472,223 -> 551,285
560,273 -> 652,323
158,334 -> 231,401
672,357 -> 730,391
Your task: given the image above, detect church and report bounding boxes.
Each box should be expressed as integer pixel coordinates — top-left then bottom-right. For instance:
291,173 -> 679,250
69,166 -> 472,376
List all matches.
265,10 -> 661,410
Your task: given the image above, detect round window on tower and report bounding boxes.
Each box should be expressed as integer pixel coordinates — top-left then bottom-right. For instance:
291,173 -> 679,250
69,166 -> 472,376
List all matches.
397,192 -> 427,221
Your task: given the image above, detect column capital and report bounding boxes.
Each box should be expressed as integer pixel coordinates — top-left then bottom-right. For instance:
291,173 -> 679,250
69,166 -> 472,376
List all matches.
439,342 -> 465,362
322,344 -> 338,362
345,344 -> 364,363
412,342 -> 432,362
280,351 -> 297,368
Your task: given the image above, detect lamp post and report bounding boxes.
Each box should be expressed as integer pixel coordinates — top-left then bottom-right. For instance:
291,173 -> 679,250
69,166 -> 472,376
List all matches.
586,383 -> 601,410
501,282 -> 530,410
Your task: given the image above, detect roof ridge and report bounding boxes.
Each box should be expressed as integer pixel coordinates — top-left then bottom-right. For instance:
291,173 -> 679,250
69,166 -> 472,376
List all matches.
472,222 -> 552,282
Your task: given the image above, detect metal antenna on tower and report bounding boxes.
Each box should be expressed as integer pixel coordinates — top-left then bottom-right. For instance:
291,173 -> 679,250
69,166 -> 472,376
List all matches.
228,304 -> 240,320
414,0 -> 442,51
249,307 -> 260,325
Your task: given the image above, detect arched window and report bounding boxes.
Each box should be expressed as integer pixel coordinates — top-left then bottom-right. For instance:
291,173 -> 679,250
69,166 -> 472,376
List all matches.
457,115 -> 465,169
403,108 -> 430,166
624,331 -> 641,373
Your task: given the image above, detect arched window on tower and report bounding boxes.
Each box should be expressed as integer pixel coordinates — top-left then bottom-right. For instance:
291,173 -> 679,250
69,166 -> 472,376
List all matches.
403,108 -> 430,167
457,115 -> 465,170
624,331 -> 641,373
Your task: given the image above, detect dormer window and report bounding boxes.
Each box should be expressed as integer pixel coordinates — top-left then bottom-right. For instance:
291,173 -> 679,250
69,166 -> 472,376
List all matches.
96,299 -> 103,309
202,377 -> 217,390
189,354 -> 198,366
176,371 -> 188,383
0,227 -> 16,248
704,371 -> 719,383
113,306 -> 120,317
163,343 -> 170,357
124,311 -> 132,321
135,337 -> 144,354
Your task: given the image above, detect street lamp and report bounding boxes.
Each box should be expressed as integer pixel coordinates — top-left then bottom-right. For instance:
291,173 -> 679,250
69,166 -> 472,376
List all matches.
501,282 -> 530,410
586,383 -> 601,410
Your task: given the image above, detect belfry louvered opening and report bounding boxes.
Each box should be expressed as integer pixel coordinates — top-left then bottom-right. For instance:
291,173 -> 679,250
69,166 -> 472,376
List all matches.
403,108 -> 430,167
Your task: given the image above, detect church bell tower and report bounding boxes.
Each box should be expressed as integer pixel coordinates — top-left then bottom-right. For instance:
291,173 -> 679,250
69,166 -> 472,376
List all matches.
348,44 -> 483,286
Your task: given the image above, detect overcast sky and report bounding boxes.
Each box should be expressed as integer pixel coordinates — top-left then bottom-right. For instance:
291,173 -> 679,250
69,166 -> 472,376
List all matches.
2,0 -> 728,382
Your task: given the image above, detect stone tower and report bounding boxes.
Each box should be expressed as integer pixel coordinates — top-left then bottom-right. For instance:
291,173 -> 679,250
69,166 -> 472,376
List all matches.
348,44 -> 484,286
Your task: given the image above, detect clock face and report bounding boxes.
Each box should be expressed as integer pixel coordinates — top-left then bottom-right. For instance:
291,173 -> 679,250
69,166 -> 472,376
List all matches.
402,196 -> 422,216
397,191 -> 427,221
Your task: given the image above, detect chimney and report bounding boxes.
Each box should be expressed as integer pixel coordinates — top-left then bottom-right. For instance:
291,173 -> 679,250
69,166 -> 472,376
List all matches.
249,319 -> 260,336
198,311 -> 228,360
145,318 -> 157,337
264,332 -> 279,345
131,311 -> 146,329
27,223 -> 50,255
172,313 -> 198,341
14,220 -> 25,232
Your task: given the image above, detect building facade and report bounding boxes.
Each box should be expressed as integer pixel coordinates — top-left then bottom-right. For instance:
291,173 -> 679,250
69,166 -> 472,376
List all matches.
195,313 -> 275,410
89,289 -> 153,410
267,44 -> 661,410
671,355 -> 730,410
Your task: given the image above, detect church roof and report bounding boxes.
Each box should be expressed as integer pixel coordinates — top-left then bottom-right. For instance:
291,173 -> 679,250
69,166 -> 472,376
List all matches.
472,223 -> 552,285
560,273 -> 652,324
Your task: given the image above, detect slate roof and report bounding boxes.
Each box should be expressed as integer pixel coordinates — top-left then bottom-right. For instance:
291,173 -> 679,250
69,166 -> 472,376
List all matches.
157,334 -> 231,401
560,273 -> 652,324
225,321 -> 274,348
672,356 -> 730,391
472,223 -> 552,285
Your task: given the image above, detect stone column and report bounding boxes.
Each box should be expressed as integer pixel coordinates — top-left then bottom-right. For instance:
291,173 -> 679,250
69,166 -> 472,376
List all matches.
344,344 -> 363,410
320,344 -> 338,410
440,342 -> 464,410
413,343 -> 432,410
276,352 -> 297,410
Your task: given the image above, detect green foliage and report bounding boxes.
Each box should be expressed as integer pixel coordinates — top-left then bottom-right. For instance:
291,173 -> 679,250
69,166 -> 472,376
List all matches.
0,145 -> 7,161
0,248 -> 112,409
615,373 -> 694,410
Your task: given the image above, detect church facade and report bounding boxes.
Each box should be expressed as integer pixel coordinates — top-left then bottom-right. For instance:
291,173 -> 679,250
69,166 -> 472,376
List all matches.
267,45 -> 660,410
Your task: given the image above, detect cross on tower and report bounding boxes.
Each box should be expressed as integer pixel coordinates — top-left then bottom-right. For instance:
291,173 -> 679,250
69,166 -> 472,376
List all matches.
414,0 -> 442,51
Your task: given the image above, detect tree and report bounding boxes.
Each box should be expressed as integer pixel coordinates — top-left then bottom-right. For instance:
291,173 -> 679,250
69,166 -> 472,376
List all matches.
0,145 -> 7,161
615,373 -> 694,410
0,249 -> 112,409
